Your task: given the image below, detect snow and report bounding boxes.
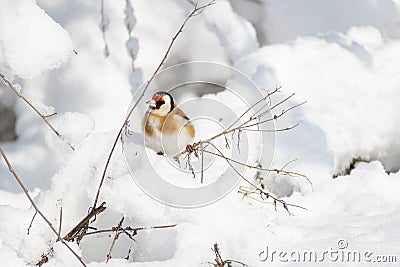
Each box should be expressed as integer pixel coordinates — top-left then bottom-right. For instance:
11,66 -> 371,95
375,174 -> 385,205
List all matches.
1,0 -> 400,266
236,26 -> 400,174
0,0 -> 73,79
45,112 -> 95,152
126,37 -> 139,60
30,100 -> 56,117
124,0 -> 137,34
203,0 -> 259,62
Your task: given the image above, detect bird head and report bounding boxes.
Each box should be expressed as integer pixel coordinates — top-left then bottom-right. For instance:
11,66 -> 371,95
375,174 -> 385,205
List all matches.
146,91 -> 175,116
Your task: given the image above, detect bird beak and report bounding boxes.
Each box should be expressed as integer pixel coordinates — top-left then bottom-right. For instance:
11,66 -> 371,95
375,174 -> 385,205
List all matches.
146,99 -> 157,108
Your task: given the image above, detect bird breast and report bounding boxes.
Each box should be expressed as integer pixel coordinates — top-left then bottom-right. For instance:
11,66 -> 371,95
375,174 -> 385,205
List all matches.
143,110 -> 195,157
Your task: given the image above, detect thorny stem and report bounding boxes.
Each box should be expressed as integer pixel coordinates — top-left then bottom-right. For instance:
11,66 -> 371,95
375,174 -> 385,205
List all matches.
0,73 -> 75,151
0,147 -> 86,267
92,0 -> 215,210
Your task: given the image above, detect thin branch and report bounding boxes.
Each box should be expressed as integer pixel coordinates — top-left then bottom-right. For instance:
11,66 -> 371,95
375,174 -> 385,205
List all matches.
176,89 -> 304,158
57,207 -> 63,241
0,147 -> 86,267
27,211 -> 37,235
63,201 -> 106,242
250,92 -> 295,121
209,243 -> 248,267
92,0 -> 216,210
106,217 -> 124,263
201,142 -> 204,184
242,123 -> 299,132
241,100 -> 306,130
0,73 -> 75,151
81,223 -> 177,237
201,149 -> 312,186
204,142 -> 307,213
225,87 -> 280,133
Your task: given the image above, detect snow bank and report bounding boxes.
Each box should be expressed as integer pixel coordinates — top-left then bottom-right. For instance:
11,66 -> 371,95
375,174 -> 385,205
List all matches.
1,0 -> 400,266
237,26 -> 400,174
230,0 -> 400,45
0,0 -> 73,79
203,0 -> 259,62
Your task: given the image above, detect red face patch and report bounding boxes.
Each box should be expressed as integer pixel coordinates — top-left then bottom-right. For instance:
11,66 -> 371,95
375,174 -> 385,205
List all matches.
152,94 -> 163,101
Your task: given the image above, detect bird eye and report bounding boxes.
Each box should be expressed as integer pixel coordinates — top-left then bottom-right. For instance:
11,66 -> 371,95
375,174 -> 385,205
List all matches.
156,100 -> 165,106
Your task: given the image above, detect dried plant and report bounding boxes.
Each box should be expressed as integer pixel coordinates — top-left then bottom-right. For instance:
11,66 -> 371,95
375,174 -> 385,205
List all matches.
176,87 -> 310,214
208,243 -> 248,267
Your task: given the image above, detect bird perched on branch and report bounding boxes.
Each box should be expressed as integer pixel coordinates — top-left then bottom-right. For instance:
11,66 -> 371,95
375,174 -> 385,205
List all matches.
143,91 -> 195,159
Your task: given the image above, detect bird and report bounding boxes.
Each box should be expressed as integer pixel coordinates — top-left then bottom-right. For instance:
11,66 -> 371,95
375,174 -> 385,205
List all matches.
142,91 -> 195,159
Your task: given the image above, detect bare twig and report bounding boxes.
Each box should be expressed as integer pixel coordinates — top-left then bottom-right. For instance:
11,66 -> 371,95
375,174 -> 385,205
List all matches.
242,123 -> 299,132
204,142 -> 307,213
92,0 -> 216,210
169,87 -> 308,212
201,149 -> 312,186
57,207 -> 63,241
36,253 -> 50,267
177,88 -> 305,158
63,201 -> 106,242
0,147 -> 86,267
201,142 -> 204,184
106,217 -> 124,263
208,243 -> 248,267
0,73 -> 75,151
81,223 -> 177,237
27,211 -> 38,235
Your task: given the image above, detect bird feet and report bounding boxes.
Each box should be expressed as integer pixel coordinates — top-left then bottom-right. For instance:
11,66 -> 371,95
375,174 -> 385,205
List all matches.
186,144 -> 198,158
186,144 -> 194,153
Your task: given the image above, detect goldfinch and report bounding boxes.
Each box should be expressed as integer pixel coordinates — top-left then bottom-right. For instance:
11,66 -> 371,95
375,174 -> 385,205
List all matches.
143,91 -> 195,158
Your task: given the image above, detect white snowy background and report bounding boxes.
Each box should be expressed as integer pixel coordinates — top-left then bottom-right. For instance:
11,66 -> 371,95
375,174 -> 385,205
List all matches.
0,0 -> 400,266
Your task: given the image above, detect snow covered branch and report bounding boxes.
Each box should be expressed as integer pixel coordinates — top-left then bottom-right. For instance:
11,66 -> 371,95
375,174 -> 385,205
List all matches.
0,73 -> 75,151
0,147 -> 86,266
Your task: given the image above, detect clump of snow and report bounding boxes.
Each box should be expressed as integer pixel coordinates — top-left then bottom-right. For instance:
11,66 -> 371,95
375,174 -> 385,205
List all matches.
203,0 -> 259,62
124,0 -> 136,34
237,26 -> 400,174
45,112 -> 94,152
0,0 -> 73,79
30,100 -> 56,117
125,37 -> 139,60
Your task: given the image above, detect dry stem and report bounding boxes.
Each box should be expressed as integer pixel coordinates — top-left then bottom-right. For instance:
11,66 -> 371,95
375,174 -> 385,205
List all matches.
106,217 -> 124,263
0,147 -> 86,266
205,142 -> 306,214
81,223 -> 177,237
208,243 -> 248,267
92,0 -> 215,210
63,201 -> 106,242
0,73 -> 75,150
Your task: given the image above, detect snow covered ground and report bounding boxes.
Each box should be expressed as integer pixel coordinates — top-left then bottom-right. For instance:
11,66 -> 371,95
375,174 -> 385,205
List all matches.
0,0 -> 399,266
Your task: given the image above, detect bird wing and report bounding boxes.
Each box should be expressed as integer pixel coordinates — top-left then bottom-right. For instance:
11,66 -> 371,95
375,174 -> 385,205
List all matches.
173,107 -> 190,121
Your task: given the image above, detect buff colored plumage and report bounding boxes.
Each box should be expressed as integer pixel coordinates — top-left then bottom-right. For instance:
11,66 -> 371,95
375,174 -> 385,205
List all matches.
143,92 -> 195,158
